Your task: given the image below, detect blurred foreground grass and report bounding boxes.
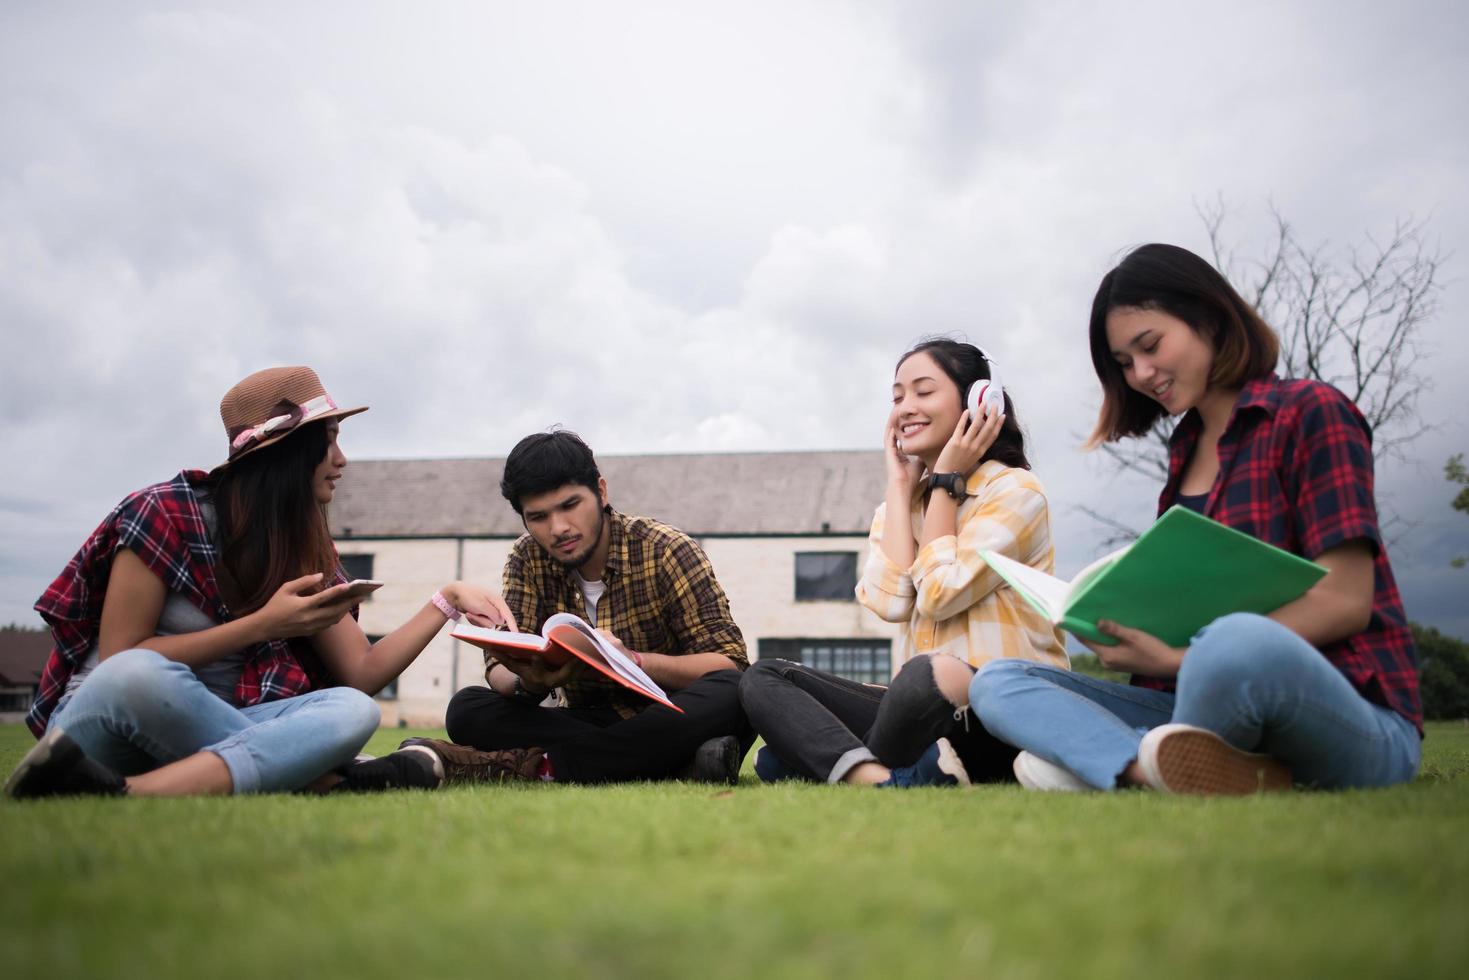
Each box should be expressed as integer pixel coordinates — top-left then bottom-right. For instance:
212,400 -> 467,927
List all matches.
2,721 -> 1467,980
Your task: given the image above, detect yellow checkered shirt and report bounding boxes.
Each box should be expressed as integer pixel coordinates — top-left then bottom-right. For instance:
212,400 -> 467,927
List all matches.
856,460 -> 1068,673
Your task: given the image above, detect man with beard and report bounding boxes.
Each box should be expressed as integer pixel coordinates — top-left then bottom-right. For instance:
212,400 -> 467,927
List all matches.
406,429 -> 750,785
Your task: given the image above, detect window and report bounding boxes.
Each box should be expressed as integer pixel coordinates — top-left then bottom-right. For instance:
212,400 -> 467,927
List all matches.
794,551 -> 858,602
339,553 -> 375,600
0,687 -> 33,713
758,638 -> 892,685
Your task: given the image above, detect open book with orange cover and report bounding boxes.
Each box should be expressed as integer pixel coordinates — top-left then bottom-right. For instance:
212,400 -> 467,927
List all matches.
451,612 -> 682,713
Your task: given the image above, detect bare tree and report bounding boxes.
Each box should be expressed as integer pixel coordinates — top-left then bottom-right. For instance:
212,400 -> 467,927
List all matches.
1079,200 -> 1445,545
1449,453 -> 1469,569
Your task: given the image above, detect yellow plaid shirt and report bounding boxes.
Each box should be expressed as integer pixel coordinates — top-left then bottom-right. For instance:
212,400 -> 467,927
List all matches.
856,460 -> 1068,672
501,509 -> 748,717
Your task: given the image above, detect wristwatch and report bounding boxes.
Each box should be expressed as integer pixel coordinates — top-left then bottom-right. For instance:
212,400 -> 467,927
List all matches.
927,472 -> 968,501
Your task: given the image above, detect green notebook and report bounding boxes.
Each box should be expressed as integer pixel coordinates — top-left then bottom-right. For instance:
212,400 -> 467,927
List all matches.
981,506 -> 1327,646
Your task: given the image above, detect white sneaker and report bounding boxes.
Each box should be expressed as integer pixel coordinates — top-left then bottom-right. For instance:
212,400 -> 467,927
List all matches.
1012,751 -> 1091,792
934,737 -> 972,787
1135,724 -> 1291,795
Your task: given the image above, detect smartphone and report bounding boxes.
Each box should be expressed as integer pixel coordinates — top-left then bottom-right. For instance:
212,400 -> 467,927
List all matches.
339,579 -> 384,599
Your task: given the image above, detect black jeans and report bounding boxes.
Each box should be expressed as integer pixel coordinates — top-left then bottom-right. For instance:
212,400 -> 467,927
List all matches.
738,656 -> 1017,783
444,669 -> 751,784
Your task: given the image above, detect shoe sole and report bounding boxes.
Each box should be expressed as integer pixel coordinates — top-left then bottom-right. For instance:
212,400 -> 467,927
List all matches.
1141,725 -> 1291,795
3,726 -> 74,799
1012,752 -> 1041,790
1012,751 -> 1090,792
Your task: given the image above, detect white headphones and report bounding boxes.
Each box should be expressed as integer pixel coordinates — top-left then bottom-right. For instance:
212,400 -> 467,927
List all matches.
967,347 -> 1006,418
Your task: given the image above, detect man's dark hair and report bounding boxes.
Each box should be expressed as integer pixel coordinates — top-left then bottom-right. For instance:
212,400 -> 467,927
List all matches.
500,429 -> 602,515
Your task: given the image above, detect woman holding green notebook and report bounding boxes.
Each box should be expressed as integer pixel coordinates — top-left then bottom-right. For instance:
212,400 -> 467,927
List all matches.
968,244 -> 1421,794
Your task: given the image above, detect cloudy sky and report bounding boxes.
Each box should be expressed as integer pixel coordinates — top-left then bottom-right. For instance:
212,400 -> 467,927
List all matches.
3,1 -> 1467,637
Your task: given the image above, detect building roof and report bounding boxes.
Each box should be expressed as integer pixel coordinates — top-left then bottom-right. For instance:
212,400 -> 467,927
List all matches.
330,450 -> 888,538
0,629 -> 52,687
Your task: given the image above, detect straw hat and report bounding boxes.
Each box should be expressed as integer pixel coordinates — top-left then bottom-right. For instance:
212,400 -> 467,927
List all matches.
216,366 -> 368,468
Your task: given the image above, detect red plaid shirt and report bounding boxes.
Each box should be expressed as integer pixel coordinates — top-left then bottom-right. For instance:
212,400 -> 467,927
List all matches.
28,471 -> 341,737
1133,375 -> 1421,730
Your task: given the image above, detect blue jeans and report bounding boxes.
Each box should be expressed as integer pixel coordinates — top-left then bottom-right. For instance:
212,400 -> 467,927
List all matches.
49,648 -> 381,793
968,613 -> 1421,790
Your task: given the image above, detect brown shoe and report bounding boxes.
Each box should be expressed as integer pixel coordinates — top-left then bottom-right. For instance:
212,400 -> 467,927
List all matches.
1136,724 -> 1291,795
398,738 -> 545,784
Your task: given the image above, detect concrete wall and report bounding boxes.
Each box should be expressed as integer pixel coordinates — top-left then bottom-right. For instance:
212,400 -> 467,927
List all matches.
337,534 -> 898,727
698,536 -> 898,648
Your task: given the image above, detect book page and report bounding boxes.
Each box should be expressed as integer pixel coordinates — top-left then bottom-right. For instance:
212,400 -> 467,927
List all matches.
1063,545 -> 1129,608
979,550 -> 1069,622
543,613 -> 674,703
450,623 -> 550,655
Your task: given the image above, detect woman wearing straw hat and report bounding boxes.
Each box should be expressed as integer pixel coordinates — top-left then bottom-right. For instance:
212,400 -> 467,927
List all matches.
5,366 -> 516,799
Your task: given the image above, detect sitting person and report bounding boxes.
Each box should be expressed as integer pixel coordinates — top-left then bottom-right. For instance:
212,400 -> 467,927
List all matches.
739,339 -> 1068,787
5,366 -> 513,800
969,243 -> 1421,794
402,429 -> 751,785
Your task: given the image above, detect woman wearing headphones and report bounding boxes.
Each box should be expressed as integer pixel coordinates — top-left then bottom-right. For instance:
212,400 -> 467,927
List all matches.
739,338 -> 1068,787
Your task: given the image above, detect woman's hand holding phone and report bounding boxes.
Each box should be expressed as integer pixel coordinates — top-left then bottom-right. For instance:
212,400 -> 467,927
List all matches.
256,573 -> 360,640
339,579 -> 383,600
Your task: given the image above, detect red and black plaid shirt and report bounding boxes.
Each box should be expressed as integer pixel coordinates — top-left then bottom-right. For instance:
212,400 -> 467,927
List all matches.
1133,375 -> 1421,730
28,471 -> 339,737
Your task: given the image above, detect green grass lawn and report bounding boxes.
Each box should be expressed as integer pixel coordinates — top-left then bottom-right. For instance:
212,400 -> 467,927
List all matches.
3,722 -> 1467,980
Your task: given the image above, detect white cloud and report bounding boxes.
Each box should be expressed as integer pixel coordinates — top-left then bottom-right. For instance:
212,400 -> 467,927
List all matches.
1,0 -> 1467,635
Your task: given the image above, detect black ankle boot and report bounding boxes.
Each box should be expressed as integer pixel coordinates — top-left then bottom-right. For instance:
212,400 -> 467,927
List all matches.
4,728 -> 127,799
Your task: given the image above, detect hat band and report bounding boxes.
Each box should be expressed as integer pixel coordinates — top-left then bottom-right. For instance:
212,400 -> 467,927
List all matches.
229,394 -> 338,456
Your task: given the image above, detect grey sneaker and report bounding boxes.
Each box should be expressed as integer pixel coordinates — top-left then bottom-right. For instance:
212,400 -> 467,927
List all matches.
398,737 -> 545,784
1136,724 -> 1291,795
681,735 -> 742,785
4,727 -> 127,800
1012,751 -> 1091,792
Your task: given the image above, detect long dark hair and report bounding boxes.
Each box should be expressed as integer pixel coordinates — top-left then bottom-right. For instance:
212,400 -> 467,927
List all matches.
1086,243 -> 1279,446
210,421 -> 339,614
896,338 -> 1031,470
